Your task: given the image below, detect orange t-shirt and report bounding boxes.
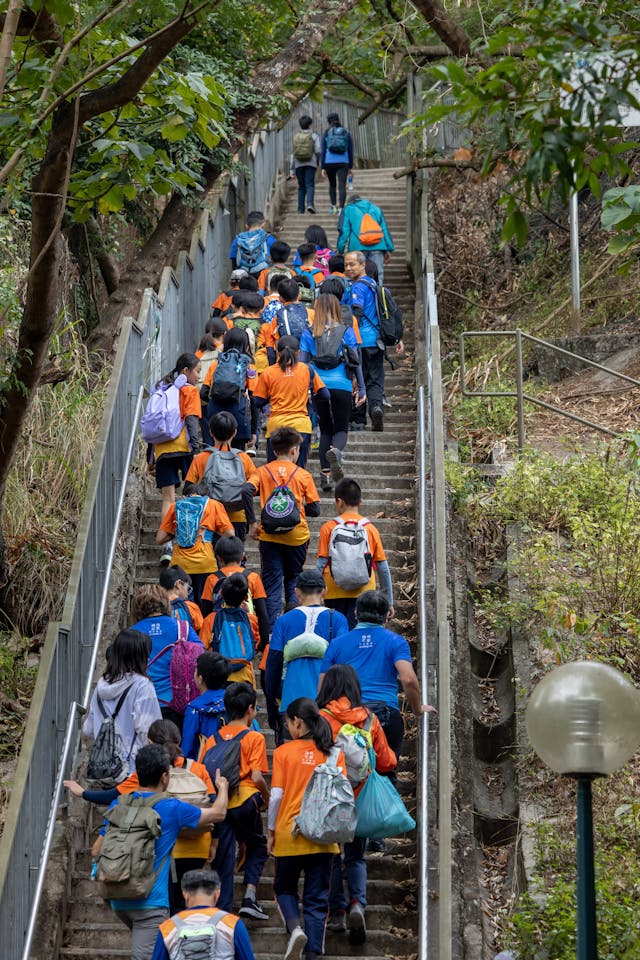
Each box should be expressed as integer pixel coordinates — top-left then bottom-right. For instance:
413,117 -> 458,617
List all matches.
159,498 -> 233,574
320,696 -> 397,794
117,757 -> 214,859
271,739 -> 346,856
201,721 -> 268,809
154,384 -> 201,458
255,459 -> 320,547
185,447 -> 258,525
203,356 -> 256,391
317,510 -> 386,599
257,266 -> 291,293
212,291 -> 233,314
201,565 -> 267,604
253,363 -> 324,436
184,600 -> 204,632
199,611 -> 258,687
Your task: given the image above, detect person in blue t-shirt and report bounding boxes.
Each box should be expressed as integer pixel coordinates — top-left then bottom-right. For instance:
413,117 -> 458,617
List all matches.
181,651 -> 233,761
131,585 -> 202,729
264,569 -> 348,744
318,589 -> 433,770
92,744 -> 228,960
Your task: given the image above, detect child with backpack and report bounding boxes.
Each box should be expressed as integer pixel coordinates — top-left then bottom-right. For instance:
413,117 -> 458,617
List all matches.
156,481 -> 234,604
250,427 -> 321,628
201,682 -> 269,918
159,565 -> 203,631
294,242 -> 326,299
292,226 -> 333,277
81,628 -> 162,783
317,665 -> 397,943
316,477 -> 392,629
252,337 -> 328,469
270,277 -> 313,346
289,115 -> 321,214
257,240 -> 294,296
131,585 -> 203,730
299,293 -> 365,492
265,570 -> 348,744
199,573 -> 258,687
142,353 -> 203,566
185,411 -> 258,543
230,211 -> 276,277
212,268 -> 249,317
180,652 -> 232,761
321,113 -> 354,215
228,291 -> 265,356
268,697 -> 347,960
201,328 -> 256,453
200,536 -> 269,652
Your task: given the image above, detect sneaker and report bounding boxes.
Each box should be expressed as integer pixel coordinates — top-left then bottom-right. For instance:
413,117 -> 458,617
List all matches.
370,406 -> 384,432
245,445 -> 257,457
320,473 -> 333,492
307,205 -> 316,214
159,543 -> 173,566
326,447 -> 344,482
330,205 -> 337,215
367,838 -> 387,854
239,897 -> 269,921
284,926 -> 308,960
348,901 -> 366,945
326,909 -> 347,932
382,395 -> 393,408
350,422 -> 366,432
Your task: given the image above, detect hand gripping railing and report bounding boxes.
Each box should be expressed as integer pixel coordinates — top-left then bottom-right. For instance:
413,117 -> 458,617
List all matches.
459,329 -> 640,450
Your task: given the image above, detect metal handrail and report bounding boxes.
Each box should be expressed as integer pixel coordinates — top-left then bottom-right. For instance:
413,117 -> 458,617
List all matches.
459,329 -> 640,451
417,384 -> 430,960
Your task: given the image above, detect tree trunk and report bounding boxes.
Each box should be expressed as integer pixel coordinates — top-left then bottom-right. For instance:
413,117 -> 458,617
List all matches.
88,0 -> 361,356
411,0 -> 474,57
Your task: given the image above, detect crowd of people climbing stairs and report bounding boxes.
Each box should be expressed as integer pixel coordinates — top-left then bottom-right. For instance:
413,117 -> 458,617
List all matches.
64,114 -> 433,960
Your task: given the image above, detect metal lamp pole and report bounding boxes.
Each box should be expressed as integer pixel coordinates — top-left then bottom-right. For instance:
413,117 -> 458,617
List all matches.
575,776 -> 597,960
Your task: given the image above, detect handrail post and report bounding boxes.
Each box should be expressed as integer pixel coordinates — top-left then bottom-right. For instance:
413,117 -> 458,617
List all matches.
515,328 -> 525,452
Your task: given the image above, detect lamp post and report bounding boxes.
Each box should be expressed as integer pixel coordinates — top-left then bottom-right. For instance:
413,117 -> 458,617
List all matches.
525,660 -> 640,960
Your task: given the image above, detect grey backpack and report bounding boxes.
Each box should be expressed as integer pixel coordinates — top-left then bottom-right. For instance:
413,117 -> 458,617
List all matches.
293,746 -> 357,844
328,517 -> 373,591
202,448 -> 246,511
86,684 -> 134,788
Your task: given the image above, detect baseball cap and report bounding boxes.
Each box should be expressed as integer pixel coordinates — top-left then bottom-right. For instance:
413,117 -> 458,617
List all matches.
296,569 -> 326,591
230,268 -> 249,282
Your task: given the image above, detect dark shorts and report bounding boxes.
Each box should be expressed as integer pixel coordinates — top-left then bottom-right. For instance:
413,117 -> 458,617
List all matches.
155,453 -> 193,490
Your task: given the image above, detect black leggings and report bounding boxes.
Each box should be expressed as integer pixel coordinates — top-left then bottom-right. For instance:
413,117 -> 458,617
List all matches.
324,163 -> 349,208
314,388 -> 352,471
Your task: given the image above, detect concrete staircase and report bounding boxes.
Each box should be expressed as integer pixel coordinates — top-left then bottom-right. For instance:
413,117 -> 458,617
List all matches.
60,168 -> 419,960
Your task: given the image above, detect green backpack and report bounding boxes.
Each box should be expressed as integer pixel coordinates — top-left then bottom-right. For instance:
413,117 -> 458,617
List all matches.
95,793 -> 168,900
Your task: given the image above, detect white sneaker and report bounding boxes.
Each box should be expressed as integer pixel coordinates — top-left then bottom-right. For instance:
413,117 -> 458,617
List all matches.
284,926 -> 307,960
326,447 -> 344,482
159,543 -> 173,566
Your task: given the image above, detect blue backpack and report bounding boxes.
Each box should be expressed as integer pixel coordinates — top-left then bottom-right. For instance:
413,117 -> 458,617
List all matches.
211,350 -> 250,404
236,228 -> 269,274
140,374 -> 186,444
326,126 -> 349,154
276,304 -> 310,341
175,496 -> 208,548
203,727 -> 251,794
212,607 -> 255,663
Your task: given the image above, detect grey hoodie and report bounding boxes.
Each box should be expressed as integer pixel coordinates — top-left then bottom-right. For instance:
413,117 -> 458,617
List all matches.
83,673 -> 162,774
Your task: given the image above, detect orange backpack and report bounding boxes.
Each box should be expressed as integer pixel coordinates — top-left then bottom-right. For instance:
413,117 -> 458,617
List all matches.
358,211 -> 384,246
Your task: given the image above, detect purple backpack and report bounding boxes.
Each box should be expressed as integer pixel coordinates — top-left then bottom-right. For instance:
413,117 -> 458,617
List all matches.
140,373 -> 187,444
148,620 -> 201,715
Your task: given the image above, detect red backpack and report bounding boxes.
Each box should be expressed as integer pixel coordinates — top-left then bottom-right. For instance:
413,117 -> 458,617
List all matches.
149,620 -> 201,715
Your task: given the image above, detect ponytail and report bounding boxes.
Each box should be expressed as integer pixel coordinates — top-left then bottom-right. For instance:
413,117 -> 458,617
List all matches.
160,352 -> 199,386
286,697 -> 334,754
148,719 -> 182,765
277,334 -> 299,372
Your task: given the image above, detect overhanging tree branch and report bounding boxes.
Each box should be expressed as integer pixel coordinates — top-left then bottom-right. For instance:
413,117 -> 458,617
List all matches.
410,0 -> 474,57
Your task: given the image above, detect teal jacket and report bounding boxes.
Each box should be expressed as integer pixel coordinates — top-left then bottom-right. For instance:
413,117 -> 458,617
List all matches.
336,198 -> 394,254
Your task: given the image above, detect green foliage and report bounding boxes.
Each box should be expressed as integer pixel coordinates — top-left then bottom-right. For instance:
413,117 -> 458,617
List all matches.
507,816 -> 640,959
408,0 -> 640,246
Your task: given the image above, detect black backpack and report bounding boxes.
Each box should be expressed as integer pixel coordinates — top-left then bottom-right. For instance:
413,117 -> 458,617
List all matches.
314,324 -> 347,370
202,728 -> 251,794
374,283 -> 403,347
86,684 -> 134,787
260,465 -> 301,534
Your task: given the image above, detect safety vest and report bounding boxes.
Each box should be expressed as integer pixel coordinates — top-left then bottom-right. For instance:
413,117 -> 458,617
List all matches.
159,907 -> 238,960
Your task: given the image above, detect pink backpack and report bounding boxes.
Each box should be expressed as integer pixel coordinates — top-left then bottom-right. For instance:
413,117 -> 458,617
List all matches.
314,248 -> 332,277
149,621 -> 201,715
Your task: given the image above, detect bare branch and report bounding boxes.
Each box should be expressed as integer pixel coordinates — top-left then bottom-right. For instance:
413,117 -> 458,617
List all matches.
0,0 -> 22,104
393,156 -> 480,177
319,53 -> 378,99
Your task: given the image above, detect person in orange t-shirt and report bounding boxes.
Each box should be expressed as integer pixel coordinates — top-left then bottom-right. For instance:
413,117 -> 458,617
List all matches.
250,426 -> 321,628
211,268 -> 249,318
316,476 -> 393,629
150,353 -> 203,564
252,337 -> 328,469
156,481 -> 234,603
201,682 -> 269,918
200,536 -> 269,653
199,573 -> 257,687
268,697 -> 347,960
317,664 -> 397,940
64,718 -> 219,911
186,411 -> 258,543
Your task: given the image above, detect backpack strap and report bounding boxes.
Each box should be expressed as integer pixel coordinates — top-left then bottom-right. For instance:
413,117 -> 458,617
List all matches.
328,608 -> 334,642
283,308 -> 290,336
111,683 -> 134,722
148,643 -> 176,668
177,620 -> 189,643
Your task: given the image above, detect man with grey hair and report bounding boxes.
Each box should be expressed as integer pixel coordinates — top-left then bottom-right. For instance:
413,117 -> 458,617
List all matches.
151,869 -> 255,960
343,250 -> 403,432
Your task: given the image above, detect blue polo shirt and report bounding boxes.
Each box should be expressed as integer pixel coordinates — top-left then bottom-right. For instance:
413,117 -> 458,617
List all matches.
132,615 -> 202,704
320,622 -> 411,709
270,605 -> 348,712
104,792 -> 202,911
350,277 -> 379,348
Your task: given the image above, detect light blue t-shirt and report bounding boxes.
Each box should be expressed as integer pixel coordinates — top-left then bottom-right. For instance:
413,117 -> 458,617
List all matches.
350,277 -> 379,348
106,792 -> 201,911
270,605 -> 349,712
132,615 -> 202,705
320,623 -> 411,709
299,325 -> 359,391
